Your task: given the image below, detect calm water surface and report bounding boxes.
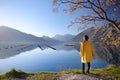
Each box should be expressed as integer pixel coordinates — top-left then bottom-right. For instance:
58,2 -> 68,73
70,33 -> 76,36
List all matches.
0,48 -> 108,73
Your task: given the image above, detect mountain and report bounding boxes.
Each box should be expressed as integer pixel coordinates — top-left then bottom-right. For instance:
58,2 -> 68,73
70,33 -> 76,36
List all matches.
0,26 -> 64,59
69,24 -> 120,66
0,26 -> 46,44
42,35 -> 63,45
53,34 -> 75,42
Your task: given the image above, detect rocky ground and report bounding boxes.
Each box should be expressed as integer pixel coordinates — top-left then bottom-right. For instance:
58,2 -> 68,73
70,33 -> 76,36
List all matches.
59,74 -> 118,80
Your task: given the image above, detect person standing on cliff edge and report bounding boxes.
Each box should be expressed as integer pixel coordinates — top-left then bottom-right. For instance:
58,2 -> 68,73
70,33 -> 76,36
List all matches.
80,35 -> 94,74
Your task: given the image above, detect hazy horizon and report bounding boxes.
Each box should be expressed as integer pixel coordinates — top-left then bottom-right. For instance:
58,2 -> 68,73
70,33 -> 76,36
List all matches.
0,25 -> 75,38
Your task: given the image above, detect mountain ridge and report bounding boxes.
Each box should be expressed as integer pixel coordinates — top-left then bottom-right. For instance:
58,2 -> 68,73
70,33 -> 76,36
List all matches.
0,26 -> 73,46
0,26 -> 45,43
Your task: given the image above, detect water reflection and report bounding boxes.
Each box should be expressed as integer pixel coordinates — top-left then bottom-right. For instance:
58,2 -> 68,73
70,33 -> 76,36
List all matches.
0,44 -> 108,73
0,43 -> 75,59
0,44 -> 37,59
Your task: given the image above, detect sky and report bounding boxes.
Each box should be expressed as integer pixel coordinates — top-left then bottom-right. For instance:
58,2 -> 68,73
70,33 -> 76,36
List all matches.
0,0 -> 82,37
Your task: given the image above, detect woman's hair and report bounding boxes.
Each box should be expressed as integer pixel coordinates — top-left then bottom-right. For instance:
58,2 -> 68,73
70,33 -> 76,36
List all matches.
83,35 -> 89,41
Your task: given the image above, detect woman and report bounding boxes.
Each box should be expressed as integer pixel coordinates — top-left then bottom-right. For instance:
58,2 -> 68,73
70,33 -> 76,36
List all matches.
80,35 -> 94,74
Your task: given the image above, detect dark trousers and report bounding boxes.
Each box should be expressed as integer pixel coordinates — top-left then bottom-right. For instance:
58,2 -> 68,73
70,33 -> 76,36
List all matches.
82,62 -> 90,73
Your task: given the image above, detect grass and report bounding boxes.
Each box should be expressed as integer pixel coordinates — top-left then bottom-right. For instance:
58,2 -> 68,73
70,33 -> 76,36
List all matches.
61,65 -> 120,78
0,69 -> 59,80
27,72 -> 59,80
91,65 -> 120,78
0,68 -> 27,80
0,65 -> 120,80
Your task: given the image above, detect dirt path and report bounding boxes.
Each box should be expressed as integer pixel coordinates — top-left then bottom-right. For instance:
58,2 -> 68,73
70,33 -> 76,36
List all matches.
59,74 -> 118,80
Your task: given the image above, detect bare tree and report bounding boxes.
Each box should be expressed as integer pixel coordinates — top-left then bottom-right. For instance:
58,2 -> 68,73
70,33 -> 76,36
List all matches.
53,0 -> 120,32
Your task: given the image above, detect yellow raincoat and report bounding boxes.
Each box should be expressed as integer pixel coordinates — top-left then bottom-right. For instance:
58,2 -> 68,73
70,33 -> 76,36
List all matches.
80,41 -> 94,63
